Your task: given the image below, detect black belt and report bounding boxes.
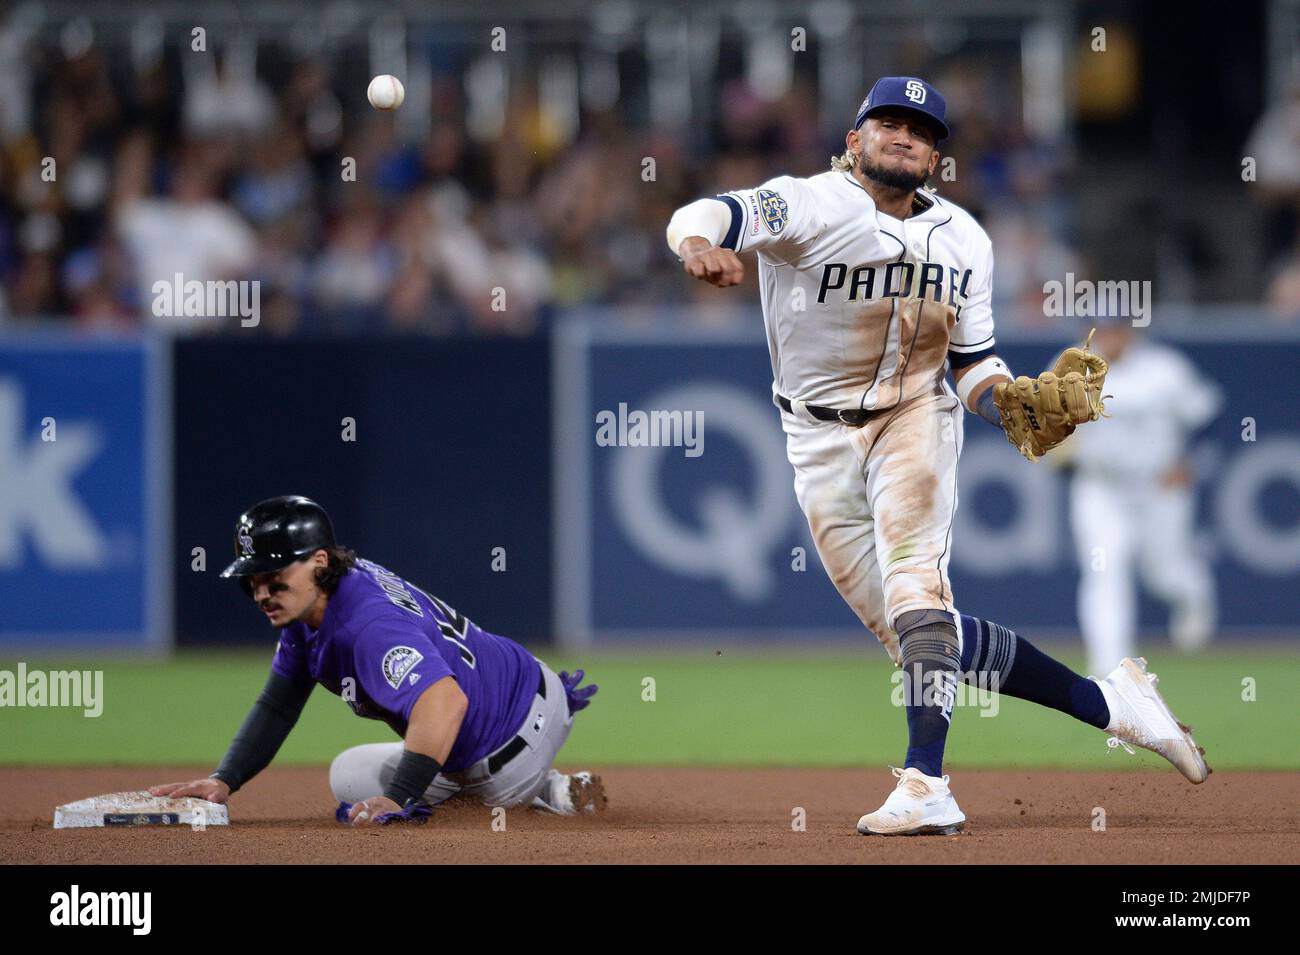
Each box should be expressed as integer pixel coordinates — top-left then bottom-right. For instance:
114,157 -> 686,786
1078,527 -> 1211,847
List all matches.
486,669 -> 548,774
776,384 -> 943,427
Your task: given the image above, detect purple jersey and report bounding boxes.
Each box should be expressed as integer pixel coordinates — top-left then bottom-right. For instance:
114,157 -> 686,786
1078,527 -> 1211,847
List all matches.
270,557 -> 540,772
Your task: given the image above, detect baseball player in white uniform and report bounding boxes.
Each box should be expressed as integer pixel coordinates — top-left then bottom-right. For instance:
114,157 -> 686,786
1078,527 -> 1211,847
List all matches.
667,76 -> 1210,835
1068,321 -> 1222,676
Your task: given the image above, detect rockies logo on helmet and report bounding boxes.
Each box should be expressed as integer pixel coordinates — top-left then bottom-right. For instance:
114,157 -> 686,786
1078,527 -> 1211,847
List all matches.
238,526 -> 256,557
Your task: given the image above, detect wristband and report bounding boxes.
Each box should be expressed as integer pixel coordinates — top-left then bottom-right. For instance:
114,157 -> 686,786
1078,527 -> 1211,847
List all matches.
974,387 -> 1003,430
383,750 -> 443,806
954,354 -> 1011,408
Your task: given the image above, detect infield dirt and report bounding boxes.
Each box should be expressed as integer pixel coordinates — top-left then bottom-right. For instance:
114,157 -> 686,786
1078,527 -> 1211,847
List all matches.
4,766 -> 1296,864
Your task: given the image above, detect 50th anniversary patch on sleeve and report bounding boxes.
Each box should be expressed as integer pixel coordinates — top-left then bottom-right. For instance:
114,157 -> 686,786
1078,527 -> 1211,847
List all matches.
757,189 -> 788,234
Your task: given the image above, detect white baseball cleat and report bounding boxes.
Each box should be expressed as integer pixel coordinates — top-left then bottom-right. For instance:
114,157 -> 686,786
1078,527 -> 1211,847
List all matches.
1093,657 -> 1209,784
532,769 -> 607,815
856,766 -> 966,836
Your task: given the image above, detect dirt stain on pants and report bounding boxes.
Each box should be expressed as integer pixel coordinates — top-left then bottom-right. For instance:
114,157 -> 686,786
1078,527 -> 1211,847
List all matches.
782,387 -> 964,663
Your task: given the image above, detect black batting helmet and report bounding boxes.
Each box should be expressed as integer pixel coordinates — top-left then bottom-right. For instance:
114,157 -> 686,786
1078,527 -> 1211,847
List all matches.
219,495 -> 336,581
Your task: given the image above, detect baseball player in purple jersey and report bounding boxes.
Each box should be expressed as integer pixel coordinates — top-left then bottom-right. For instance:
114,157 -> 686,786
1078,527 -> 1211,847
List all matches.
149,495 -> 605,826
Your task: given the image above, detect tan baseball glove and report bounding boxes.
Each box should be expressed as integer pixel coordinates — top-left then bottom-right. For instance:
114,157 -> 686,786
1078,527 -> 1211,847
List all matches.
993,328 -> 1110,461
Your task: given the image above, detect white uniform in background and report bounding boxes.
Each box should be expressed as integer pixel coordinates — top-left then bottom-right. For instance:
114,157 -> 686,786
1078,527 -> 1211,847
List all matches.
670,171 -> 997,661
1068,339 -> 1222,675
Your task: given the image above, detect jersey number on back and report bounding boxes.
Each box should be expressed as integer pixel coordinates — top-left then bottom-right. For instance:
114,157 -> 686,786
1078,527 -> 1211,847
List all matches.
412,585 -> 477,668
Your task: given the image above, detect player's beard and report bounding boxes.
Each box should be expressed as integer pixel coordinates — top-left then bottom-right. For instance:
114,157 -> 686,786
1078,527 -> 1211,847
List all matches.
858,150 -> 928,192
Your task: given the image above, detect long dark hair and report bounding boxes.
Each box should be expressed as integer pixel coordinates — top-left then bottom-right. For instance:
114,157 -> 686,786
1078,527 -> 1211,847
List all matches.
315,546 -> 357,595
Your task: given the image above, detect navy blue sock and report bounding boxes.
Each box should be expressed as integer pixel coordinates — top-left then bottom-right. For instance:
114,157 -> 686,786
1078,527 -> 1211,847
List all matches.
958,615 -> 1110,729
898,621 -> 961,778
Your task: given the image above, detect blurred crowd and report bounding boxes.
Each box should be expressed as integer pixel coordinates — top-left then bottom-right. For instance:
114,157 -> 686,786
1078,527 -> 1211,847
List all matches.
1246,76 -> 1300,320
0,26 -> 1082,336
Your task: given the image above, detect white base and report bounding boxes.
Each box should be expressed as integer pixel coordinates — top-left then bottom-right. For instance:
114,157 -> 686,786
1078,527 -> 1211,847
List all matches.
53,791 -> 228,829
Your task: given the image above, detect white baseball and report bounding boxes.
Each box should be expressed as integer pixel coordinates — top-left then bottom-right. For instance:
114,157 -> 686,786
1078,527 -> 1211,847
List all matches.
367,75 -> 405,111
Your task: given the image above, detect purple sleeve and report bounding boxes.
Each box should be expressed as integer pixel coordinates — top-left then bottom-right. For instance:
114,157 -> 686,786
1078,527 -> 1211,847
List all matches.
271,629 -> 309,681
352,617 -> 455,724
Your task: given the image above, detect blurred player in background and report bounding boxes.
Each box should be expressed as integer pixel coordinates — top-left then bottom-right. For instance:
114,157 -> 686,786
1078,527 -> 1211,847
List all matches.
1068,319 -> 1223,676
149,495 -> 604,826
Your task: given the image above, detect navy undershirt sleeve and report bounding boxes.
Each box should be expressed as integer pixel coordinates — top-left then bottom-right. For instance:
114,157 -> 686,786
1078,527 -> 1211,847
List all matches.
211,671 -> 314,792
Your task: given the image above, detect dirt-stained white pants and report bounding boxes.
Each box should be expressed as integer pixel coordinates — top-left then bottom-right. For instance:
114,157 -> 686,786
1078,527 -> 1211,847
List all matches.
781,385 -> 965,663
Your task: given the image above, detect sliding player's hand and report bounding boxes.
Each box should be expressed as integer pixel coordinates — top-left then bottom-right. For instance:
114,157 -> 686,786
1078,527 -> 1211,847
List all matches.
347,795 -> 402,827
148,778 -> 231,804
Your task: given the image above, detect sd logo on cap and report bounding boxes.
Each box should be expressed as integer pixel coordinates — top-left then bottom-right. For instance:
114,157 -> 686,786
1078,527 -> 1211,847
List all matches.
854,76 -> 949,140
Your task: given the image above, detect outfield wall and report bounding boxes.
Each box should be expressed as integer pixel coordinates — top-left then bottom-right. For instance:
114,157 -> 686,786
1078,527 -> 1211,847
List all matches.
169,336 -> 552,648
553,317 -> 1300,646
0,333 -> 170,652
1,317 -> 1296,650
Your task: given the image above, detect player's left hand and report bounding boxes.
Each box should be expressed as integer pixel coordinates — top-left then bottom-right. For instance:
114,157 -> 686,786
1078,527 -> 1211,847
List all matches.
993,327 -> 1109,461
347,796 -> 402,827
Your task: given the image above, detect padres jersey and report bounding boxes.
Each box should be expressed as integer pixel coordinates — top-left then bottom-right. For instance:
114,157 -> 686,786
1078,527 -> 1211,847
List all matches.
715,170 -> 995,410
271,558 -> 540,772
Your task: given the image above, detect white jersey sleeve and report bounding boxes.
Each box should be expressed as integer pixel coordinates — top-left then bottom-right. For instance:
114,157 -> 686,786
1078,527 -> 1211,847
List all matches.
1164,349 -> 1223,430
715,175 -> 827,263
947,231 -> 995,355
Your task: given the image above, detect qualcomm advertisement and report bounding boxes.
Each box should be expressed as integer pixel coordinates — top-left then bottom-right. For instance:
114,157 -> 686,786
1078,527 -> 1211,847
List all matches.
554,318 -> 1300,645
0,335 -> 168,649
